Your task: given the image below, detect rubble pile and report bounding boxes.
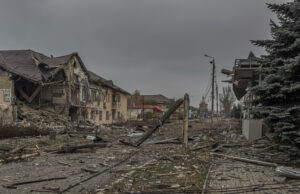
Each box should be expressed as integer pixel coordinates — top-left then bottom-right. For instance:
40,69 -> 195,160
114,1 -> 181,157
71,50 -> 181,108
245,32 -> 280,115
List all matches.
16,101 -> 72,132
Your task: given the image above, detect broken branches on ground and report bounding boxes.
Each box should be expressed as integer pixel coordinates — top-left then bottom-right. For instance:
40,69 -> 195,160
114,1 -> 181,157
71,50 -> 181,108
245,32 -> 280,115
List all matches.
210,152 -> 278,167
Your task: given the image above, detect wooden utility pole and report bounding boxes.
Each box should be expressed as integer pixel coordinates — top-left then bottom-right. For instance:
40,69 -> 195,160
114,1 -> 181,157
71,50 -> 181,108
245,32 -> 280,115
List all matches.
183,93 -> 189,149
142,96 -> 145,121
216,83 -> 219,117
211,59 -> 215,128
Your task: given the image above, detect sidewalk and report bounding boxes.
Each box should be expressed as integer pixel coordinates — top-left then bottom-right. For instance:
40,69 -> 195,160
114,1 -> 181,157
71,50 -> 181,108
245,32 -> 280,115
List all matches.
205,158 -> 300,193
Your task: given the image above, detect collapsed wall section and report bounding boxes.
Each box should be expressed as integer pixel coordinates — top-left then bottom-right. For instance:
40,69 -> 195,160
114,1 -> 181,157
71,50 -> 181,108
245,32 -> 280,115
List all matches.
0,68 -> 15,125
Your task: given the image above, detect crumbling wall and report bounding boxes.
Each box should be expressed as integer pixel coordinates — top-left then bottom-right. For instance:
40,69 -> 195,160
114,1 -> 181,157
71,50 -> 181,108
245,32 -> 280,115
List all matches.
103,88 -> 112,124
0,69 -> 14,125
88,87 -> 112,125
85,84 -> 104,125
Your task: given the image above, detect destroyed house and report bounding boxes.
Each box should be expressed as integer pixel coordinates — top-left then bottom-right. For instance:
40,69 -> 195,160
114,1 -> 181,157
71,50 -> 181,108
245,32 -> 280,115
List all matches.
0,50 -> 129,127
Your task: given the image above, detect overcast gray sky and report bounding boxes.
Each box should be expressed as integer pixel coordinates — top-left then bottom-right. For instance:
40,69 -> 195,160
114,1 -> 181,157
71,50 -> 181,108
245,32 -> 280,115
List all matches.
0,0 -> 288,106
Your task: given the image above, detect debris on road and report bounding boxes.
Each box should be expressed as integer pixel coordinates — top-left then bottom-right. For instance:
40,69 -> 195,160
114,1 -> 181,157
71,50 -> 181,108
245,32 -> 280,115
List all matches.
275,166 -> 300,179
5,177 -> 67,189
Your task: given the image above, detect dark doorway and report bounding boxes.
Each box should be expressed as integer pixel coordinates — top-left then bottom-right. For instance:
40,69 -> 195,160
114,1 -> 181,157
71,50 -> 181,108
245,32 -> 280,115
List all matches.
69,106 -> 79,122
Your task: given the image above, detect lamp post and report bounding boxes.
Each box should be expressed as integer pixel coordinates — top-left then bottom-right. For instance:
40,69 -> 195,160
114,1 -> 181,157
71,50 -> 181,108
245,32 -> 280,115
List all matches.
204,54 -> 215,129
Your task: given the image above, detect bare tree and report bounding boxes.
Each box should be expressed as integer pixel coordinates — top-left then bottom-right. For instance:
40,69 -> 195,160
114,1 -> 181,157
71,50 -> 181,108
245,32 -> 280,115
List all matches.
220,86 -> 235,117
132,90 -> 142,105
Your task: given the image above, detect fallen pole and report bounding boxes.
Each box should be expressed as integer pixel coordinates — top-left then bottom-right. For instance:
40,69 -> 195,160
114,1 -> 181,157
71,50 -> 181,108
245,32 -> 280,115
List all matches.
58,151 -> 138,194
58,143 -> 107,153
210,152 -> 278,167
134,98 -> 184,146
6,177 -> 67,188
143,138 -> 182,145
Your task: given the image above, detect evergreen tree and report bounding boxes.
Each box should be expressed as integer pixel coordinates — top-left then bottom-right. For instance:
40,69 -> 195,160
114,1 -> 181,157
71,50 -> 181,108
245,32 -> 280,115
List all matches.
249,0 -> 300,155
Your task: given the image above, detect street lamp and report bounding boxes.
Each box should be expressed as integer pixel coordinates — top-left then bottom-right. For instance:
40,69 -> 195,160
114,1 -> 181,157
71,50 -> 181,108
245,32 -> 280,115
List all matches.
204,54 -> 216,129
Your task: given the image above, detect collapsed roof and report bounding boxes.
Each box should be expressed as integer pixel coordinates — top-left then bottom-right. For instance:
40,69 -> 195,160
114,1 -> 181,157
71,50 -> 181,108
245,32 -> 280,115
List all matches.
0,49 -> 88,83
221,51 -> 262,100
88,71 -> 130,95
0,49 -> 129,95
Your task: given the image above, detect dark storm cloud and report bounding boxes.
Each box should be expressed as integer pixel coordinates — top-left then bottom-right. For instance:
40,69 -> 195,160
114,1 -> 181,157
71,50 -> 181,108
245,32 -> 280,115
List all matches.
0,0 -> 288,106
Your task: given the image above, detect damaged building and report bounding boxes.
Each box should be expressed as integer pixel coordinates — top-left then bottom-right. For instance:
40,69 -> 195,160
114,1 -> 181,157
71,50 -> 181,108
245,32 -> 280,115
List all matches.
0,50 -> 129,129
221,51 -> 262,118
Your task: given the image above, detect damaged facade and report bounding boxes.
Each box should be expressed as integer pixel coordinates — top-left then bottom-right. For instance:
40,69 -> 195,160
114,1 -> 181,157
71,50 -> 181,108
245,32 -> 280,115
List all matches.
221,51 -> 262,118
0,50 -> 129,128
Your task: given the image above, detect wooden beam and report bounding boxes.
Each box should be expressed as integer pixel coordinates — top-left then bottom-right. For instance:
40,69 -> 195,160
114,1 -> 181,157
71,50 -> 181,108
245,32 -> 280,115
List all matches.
28,85 -> 42,103
16,85 -> 42,103
16,87 -> 31,102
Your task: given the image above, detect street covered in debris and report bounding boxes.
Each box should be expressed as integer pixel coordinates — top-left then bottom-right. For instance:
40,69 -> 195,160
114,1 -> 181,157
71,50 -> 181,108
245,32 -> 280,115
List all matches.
0,117 -> 299,193
0,0 -> 300,193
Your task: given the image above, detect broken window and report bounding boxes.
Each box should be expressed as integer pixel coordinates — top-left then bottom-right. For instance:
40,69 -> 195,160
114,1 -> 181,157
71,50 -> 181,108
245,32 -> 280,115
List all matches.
82,88 -> 86,101
91,110 -> 96,120
91,90 -> 97,102
107,93 -> 110,102
99,110 -> 102,121
72,60 -> 77,68
71,87 -> 80,104
106,111 -> 109,120
2,89 -> 11,102
96,91 -> 101,106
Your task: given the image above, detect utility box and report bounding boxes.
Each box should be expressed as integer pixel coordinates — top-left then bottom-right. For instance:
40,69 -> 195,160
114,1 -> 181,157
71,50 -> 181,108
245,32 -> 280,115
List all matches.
242,119 -> 262,141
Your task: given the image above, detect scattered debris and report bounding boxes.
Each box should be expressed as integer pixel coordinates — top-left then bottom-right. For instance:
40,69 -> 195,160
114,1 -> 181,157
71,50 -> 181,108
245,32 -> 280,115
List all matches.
0,152 -> 40,163
143,138 -> 182,145
275,166 -> 300,179
58,143 -> 107,153
5,177 -> 67,189
210,152 -> 278,167
81,168 -> 98,174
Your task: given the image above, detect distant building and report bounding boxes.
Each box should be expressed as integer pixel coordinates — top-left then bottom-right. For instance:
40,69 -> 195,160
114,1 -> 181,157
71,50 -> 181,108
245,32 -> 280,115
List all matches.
127,105 -> 162,120
142,94 -> 174,112
189,106 -> 198,119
